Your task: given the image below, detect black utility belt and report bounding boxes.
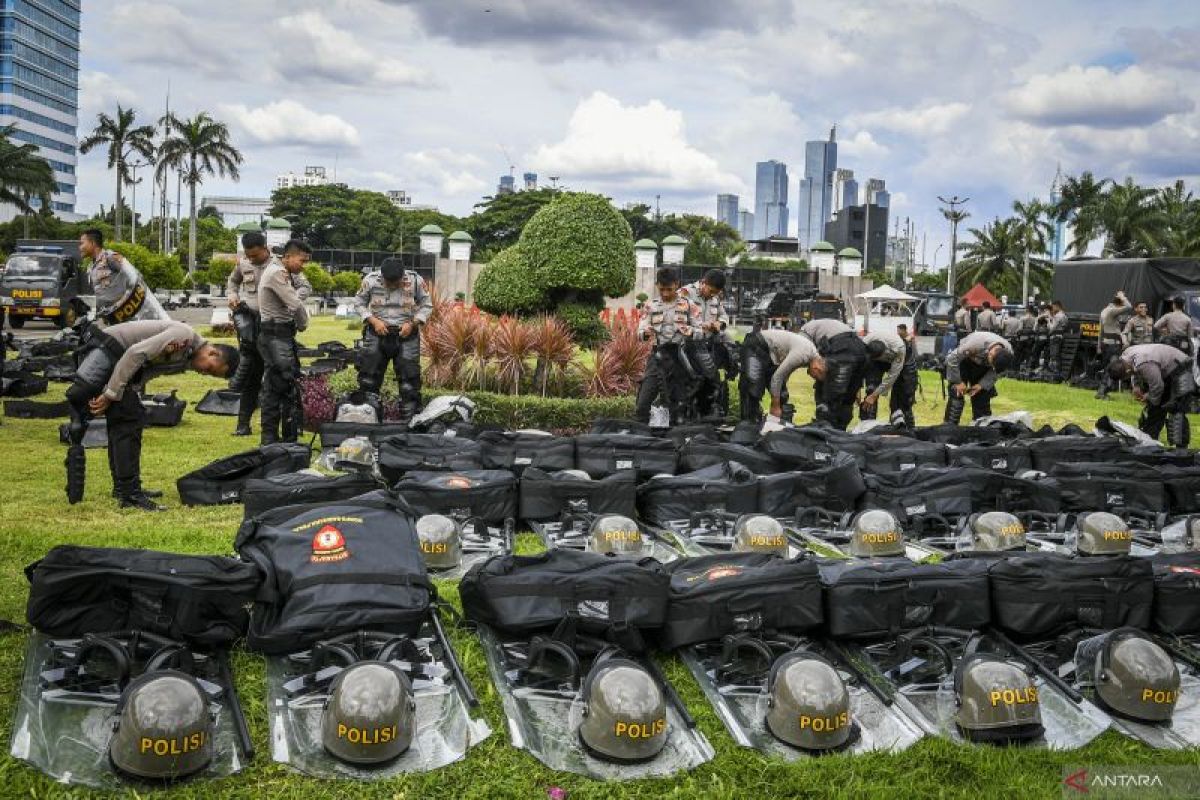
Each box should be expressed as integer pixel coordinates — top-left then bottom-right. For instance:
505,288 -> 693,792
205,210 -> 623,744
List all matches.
259,321 -> 296,335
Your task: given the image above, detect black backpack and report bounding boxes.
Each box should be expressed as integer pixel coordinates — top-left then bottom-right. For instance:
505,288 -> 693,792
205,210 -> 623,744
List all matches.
176,443 -> 311,505
235,492 -> 433,653
574,433 -> 677,479
392,469 -> 517,523
518,468 -> 638,521
241,471 -> 381,520
860,436 -> 948,474
1148,553 -> 1200,635
1028,436 -> 1126,471
756,454 -> 867,517
1160,466 -> 1200,514
636,462 -> 759,526
863,466 -> 973,522
659,553 -> 823,650
761,426 -> 863,468
376,433 -> 484,483
960,468 -> 1062,513
25,545 -> 261,648
477,430 -> 576,473
460,549 -> 669,653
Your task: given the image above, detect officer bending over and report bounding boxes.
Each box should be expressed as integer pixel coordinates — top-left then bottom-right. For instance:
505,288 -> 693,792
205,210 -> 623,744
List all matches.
860,326 -> 907,424
1109,343 -> 1196,448
635,268 -> 701,424
258,239 -> 311,444
354,257 -> 432,424
798,318 -> 867,430
65,320 -> 237,509
80,228 -> 168,325
944,331 -> 1013,424
739,328 -> 826,423
679,269 -> 735,417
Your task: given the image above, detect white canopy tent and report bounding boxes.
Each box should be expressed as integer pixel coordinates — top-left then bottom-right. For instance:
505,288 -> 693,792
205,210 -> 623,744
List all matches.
853,284 -> 921,333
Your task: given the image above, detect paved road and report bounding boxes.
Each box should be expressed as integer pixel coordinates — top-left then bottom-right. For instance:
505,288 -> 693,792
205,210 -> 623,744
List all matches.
5,306 -> 217,343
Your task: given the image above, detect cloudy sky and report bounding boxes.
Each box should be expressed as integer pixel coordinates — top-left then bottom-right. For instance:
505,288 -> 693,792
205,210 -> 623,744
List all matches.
78,0 -> 1200,263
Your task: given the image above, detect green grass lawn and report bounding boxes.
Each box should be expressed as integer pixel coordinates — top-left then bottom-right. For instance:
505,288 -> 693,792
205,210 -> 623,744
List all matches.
0,317 -> 1196,798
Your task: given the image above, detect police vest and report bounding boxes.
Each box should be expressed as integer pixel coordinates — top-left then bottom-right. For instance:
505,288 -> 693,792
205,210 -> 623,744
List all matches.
648,299 -> 692,335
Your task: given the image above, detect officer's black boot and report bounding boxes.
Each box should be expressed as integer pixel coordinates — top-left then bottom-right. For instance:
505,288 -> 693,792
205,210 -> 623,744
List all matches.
111,426 -> 165,511
944,391 -> 966,425
1168,412 -> 1190,449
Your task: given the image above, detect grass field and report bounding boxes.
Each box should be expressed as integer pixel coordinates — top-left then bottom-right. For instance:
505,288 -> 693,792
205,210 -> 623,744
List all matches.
0,317 -> 1197,799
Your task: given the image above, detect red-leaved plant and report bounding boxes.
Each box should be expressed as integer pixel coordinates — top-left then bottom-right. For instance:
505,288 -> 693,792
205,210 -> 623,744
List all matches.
491,316 -> 536,395
529,315 -> 576,396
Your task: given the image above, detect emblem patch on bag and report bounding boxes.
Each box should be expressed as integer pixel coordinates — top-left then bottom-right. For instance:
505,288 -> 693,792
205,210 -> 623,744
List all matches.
990,457 -> 1008,469
311,524 -> 350,563
905,503 -> 928,515
577,600 -> 610,620
1105,491 -> 1125,506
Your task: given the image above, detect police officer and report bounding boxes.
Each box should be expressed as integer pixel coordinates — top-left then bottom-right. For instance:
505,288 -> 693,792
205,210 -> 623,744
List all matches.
944,331 -> 1014,424
890,324 -> 919,426
1108,343 -> 1196,448
1027,303 -> 1051,377
79,228 -> 168,325
1044,299 -> 1068,380
799,317 -> 867,430
1155,296 -> 1195,354
679,269 -> 733,418
258,239 -> 312,444
65,320 -> 237,509
225,232 -> 276,436
354,257 -> 433,425
953,301 -> 972,337
1001,308 -> 1021,340
975,301 -> 997,333
738,328 -> 826,423
860,327 -> 906,423
1095,292 -> 1128,399
636,267 -> 701,425
1013,305 -> 1036,375
1122,301 -> 1154,348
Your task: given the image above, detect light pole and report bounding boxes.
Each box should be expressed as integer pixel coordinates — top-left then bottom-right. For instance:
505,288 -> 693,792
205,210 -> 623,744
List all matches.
938,195 -> 970,293
932,243 -> 944,271
127,160 -> 149,246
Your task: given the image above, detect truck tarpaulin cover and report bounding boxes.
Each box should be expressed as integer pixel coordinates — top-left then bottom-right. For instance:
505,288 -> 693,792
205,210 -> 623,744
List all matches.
1052,258 -> 1200,314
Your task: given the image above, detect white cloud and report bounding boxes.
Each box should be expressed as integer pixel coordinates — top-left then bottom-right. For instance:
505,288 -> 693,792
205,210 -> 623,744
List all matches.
220,100 -> 361,148
400,149 -> 488,196
1006,65 -> 1193,128
78,71 -> 140,124
849,102 -> 972,138
528,92 -> 739,193
275,11 -> 434,89
110,3 -> 231,74
838,130 -> 889,159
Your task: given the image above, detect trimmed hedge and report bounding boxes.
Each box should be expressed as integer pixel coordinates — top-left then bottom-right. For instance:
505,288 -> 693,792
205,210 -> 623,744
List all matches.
473,245 -> 545,314
555,300 -> 610,348
520,193 -> 635,298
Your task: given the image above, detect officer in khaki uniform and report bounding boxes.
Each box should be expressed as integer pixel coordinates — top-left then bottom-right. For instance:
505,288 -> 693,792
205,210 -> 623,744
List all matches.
79,228 -> 168,325
354,257 -> 433,424
635,267 -> 701,424
257,240 -> 312,444
1110,343 -> 1196,448
1095,292 -> 1129,398
679,269 -> 734,417
1122,302 -> 1154,348
860,327 -> 907,424
1155,297 -> 1195,354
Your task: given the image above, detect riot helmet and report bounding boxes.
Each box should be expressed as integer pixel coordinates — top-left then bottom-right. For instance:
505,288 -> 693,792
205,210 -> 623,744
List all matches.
578,653 -> 667,762
109,671 -> 214,781
954,655 -> 1044,744
321,661 -> 416,765
415,514 -> 463,570
1075,512 -> 1132,556
968,512 -> 1027,552
334,436 -> 375,470
848,509 -> 904,557
587,514 -> 648,556
765,653 -> 856,752
732,514 -> 788,557
1090,629 -> 1180,723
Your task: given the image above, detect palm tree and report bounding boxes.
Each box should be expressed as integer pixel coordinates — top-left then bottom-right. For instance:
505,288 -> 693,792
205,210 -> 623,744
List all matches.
79,106 -> 156,242
0,125 -> 56,237
1011,198 -> 1053,304
155,112 -> 242,274
956,217 -> 1050,298
1155,180 -> 1200,257
1096,178 -> 1163,257
1053,171 -> 1110,256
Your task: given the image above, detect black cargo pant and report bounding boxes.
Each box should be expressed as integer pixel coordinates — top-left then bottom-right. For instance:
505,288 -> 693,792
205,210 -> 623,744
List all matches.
1029,334 -> 1048,374
65,345 -> 147,497
947,358 -> 996,421
814,332 -> 866,430
1140,363 -> 1195,447
863,358 -> 917,425
229,305 -> 263,427
258,321 -> 303,444
1095,336 -> 1122,394
738,332 -> 788,423
635,343 -> 688,424
1045,333 -> 1065,377
684,336 -> 727,418
357,326 -> 422,423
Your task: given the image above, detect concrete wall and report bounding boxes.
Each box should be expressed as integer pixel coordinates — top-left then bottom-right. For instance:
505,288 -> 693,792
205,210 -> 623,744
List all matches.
433,256 -> 485,304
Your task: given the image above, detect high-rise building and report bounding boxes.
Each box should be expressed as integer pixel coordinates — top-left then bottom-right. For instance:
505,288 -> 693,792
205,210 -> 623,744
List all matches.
864,178 -> 890,208
737,209 -> 755,241
832,168 -> 858,212
824,202 -> 889,272
1049,165 -> 1065,261
523,172 -> 537,191
0,0 -> 80,220
276,166 -> 328,190
753,160 -> 788,240
497,174 -> 515,195
796,126 -> 838,250
716,193 -> 738,229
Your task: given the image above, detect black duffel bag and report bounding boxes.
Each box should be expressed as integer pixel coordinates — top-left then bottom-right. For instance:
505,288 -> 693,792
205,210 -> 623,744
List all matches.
860,436 -> 948,473
1121,445 -> 1198,468
25,545 -> 261,648
660,553 -> 823,649
195,388 -> 242,415
960,468 -> 1062,513
863,466 -> 973,522
1148,553 -> 1200,635
393,469 -> 517,523
678,437 -> 782,475
3,370 -> 48,397
1160,466 -> 1200,514
177,443 -> 311,505
4,398 -> 70,418
762,426 -> 865,468
460,549 -> 669,652
911,423 -> 1004,445
235,492 -> 433,653
948,442 -> 1034,475
819,557 -> 991,639
756,454 -> 867,517
1028,436 -> 1126,471
241,471 -> 381,520
318,421 -> 413,450
989,553 -> 1154,639
477,430 -> 576,473
518,468 -> 637,521
574,433 -> 677,479
141,390 -> 187,427
637,462 -> 758,526
1049,462 -> 1168,514
377,433 -> 484,482
589,418 -> 654,436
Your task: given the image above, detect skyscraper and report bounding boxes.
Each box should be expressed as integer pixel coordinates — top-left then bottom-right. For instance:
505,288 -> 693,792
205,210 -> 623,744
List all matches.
864,178 -> 890,208
716,193 -> 738,229
737,209 -> 755,241
1049,165 -> 1064,261
753,160 -> 788,240
0,0 -> 80,220
796,127 -> 838,250
524,172 -> 538,191
497,174 -> 515,195
832,168 -> 858,212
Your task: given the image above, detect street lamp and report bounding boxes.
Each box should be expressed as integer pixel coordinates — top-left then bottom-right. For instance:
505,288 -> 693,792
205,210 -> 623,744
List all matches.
938,195 -> 970,293
127,159 -> 149,246
932,243 -> 944,271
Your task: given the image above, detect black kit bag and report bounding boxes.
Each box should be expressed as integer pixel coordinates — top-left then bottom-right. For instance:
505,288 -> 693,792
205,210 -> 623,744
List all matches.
236,493 -> 433,654
518,468 -> 638,521
960,468 -> 1062,513
1148,553 -> 1200,635
2,370 -> 48,397
4,398 -> 69,418
574,433 -> 677,479
318,421 -> 413,450
756,454 -> 867,517
195,388 -> 242,416
241,471 -> 381,520
1120,445 -> 1198,469
948,442 -> 1034,475
1160,466 -> 1200,514
761,426 -> 865,468
589,418 -> 654,436
177,443 -> 311,506
729,420 -> 762,446
863,466 -> 973,522
860,436 -> 948,474
989,554 -> 1154,639
1028,435 -> 1126,472
911,423 -> 1003,446
477,430 -> 576,473
659,553 -> 823,650
637,462 -> 759,526
819,557 -> 991,639
460,549 -> 669,652
393,469 -> 517,523
658,423 -> 723,446
678,437 -> 782,475
25,545 -> 261,649
141,390 -> 187,427
1049,462 -> 1168,514
376,433 -> 484,483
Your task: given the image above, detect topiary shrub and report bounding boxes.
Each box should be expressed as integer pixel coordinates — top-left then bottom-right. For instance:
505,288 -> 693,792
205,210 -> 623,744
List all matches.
303,262 -> 333,294
556,300 -> 610,348
519,193 -> 635,298
332,270 -> 362,296
473,245 -> 545,315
